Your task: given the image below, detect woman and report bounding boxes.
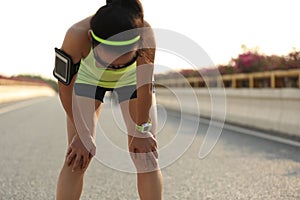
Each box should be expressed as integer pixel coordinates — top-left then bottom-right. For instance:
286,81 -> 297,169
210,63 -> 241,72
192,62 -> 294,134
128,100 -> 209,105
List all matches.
55,0 -> 163,199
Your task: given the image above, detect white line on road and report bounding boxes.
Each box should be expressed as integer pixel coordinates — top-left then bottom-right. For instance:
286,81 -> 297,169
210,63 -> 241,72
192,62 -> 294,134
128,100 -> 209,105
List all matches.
223,123 -> 300,148
0,97 -> 51,115
202,117 -> 300,148
174,112 -> 300,148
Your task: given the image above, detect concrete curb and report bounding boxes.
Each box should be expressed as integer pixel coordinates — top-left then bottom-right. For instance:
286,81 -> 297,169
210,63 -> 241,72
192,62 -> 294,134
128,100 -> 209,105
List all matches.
156,88 -> 300,139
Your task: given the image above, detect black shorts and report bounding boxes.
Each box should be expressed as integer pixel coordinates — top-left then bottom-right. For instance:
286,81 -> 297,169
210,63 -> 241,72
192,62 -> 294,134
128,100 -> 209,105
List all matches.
74,83 -> 137,103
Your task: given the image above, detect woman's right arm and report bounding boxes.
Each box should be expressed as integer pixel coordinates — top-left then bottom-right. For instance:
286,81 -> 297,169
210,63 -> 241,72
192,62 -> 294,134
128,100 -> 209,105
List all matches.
58,17 -> 91,123
57,17 -> 97,171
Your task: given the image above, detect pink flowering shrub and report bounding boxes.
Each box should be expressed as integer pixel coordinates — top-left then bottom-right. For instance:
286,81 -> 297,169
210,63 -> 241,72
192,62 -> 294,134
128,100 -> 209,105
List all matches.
232,51 -> 267,73
231,49 -> 300,73
217,65 -> 236,75
155,49 -> 300,80
286,50 -> 300,69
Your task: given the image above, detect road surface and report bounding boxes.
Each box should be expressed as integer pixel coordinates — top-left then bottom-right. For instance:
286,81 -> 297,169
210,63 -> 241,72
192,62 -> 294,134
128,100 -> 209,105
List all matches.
0,96 -> 300,199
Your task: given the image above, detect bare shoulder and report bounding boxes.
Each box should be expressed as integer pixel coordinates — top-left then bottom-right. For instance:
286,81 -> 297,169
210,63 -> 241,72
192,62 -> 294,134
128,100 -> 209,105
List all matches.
71,16 -> 93,33
142,20 -> 155,38
143,20 -> 152,28
137,20 -> 156,64
61,16 -> 93,63
141,20 -> 155,47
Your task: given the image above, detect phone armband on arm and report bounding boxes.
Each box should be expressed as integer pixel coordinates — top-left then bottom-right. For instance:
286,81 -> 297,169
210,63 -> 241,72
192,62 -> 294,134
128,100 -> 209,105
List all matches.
53,48 -> 80,85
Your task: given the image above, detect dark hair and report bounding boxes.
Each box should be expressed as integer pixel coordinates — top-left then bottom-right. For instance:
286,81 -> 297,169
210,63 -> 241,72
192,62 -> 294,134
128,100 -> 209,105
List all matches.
91,0 -> 155,63
91,0 -> 143,40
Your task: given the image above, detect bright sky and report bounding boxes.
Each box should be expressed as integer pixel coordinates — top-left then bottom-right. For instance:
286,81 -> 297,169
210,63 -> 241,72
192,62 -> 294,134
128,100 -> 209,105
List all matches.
0,0 -> 299,78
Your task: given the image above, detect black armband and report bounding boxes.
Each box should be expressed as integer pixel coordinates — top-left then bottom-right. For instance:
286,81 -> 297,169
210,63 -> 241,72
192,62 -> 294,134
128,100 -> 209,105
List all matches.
53,48 -> 80,85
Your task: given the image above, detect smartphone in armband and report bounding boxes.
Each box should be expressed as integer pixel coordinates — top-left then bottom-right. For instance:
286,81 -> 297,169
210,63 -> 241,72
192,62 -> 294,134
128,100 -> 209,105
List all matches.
53,48 -> 79,85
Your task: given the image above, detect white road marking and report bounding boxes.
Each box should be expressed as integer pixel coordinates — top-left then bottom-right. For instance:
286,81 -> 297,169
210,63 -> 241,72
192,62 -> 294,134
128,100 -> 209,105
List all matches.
174,112 -> 300,148
223,123 -> 300,148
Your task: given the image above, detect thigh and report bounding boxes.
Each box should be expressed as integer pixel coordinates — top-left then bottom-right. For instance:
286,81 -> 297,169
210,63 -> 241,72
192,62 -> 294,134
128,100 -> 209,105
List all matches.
58,77 -> 102,145
65,100 -> 102,145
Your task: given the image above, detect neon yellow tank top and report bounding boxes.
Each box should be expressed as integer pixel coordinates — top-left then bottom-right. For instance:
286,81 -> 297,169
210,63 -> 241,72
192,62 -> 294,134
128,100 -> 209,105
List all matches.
75,49 -> 137,88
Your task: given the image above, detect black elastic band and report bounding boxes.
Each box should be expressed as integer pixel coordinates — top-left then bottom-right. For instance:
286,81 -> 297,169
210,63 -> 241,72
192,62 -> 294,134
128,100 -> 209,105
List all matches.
93,50 -> 139,70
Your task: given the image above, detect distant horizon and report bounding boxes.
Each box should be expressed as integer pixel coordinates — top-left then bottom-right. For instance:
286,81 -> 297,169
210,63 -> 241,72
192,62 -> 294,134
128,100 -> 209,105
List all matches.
0,45 -> 298,79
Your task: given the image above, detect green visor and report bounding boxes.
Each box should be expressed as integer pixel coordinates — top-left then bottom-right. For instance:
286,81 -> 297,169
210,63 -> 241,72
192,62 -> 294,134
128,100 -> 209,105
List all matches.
91,30 -> 140,46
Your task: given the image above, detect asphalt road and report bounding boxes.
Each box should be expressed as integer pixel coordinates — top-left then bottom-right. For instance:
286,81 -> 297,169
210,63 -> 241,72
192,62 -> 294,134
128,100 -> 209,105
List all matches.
0,96 -> 300,200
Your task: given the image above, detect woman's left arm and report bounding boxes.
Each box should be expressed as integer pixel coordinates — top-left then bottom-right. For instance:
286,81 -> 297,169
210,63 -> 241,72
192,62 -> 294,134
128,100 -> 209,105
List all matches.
136,23 -> 156,127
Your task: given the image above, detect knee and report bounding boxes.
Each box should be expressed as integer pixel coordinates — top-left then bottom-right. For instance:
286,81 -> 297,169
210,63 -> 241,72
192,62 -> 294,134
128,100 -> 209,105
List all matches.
63,156 -> 93,175
129,150 -> 160,173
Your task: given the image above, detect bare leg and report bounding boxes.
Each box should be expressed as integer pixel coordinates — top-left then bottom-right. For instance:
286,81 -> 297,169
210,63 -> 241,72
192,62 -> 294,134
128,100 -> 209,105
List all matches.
56,93 -> 102,200
56,117 -> 88,200
120,95 -> 163,200
56,161 -> 86,200
137,171 -> 163,200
